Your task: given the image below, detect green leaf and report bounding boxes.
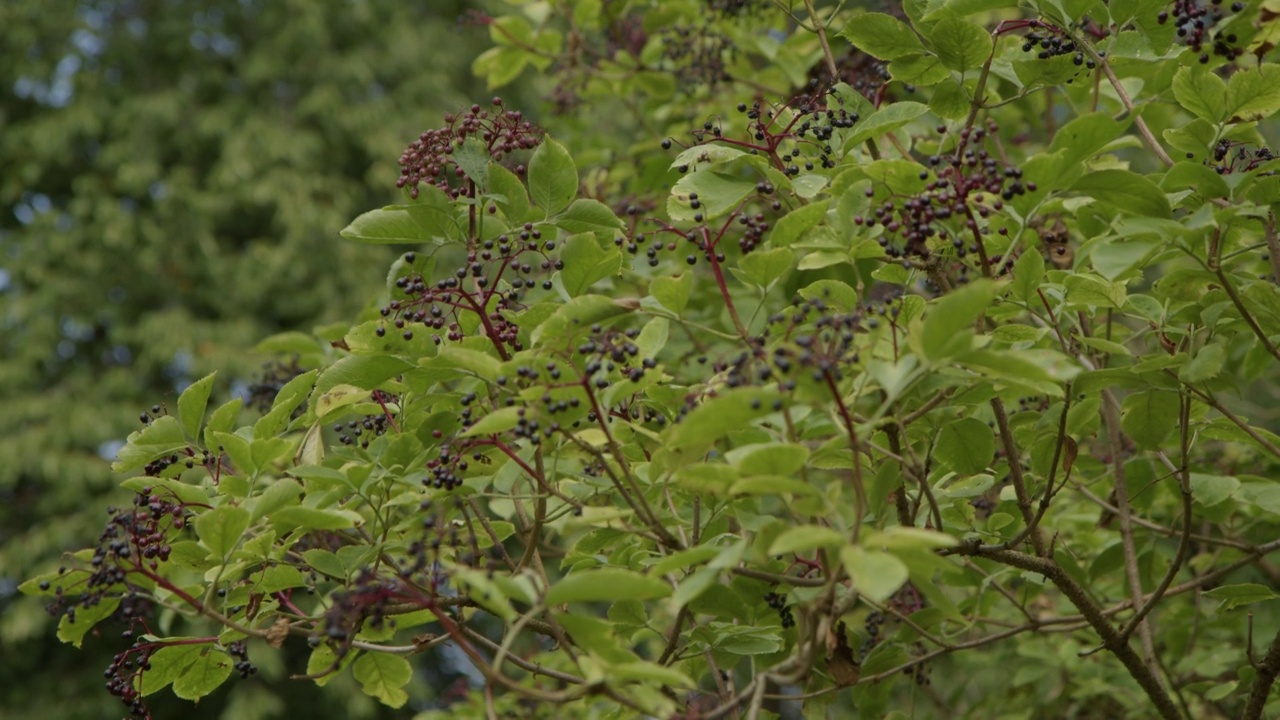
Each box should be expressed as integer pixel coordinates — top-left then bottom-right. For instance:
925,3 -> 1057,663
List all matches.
889,53 -> 951,85
1225,63 -> 1280,123
171,648 -> 233,701
737,247 -> 794,287
929,17 -> 992,73
270,506 -> 359,531
340,192 -> 461,245
352,653 -> 412,708
650,273 -> 694,314
528,136 -> 577,216
609,661 -> 695,689
662,388 -> 777,457
112,415 -> 188,473
204,398 -> 243,450
1011,248 -> 1045,303
668,143 -> 748,171
841,13 -> 926,59
1189,473 -> 1240,506
531,295 -> 634,347
841,546 -> 910,603
934,417 -> 995,474
1064,274 -> 1127,309
306,644 -> 355,687
254,369 -> 318,438
559,233 -> 622,296
728,442 -> 810,475
1203,583 -> 1280,611
929,78 -> 970,119
842,101 -> 929,151
1179,342 -> 1226,383
546,568 -> 672,604
429,346 -> 503,382
315,355 -> 415,396
251,477 -> 303,522
177,372 -> 217,441
138,644 -> 203,696
462,406 -> 526,437
668,170 -> 756,222
488,163 -> 531,221
920,279 -> 996,361
1172,65 -> 1227,123
1120,390 -> 1180,450
1071,170 -> 1171,218
798,279 -> 860,312
195,505 -> 250,557
769,200 -> 829,247
58,596 -> 120,647
556,198 -> 624,234
1049,112 -> 1127,166
471,45 -> 529,90
452,137 -> 490,191
768,525 -> 846,555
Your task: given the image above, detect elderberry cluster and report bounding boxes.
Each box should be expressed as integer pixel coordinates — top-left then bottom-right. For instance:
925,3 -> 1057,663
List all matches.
857,123 -> 1029,265
1019,27 -> 1093,68
103,642 -> 155,718
228,640 -> 257,679
321,569 -> 406,645
45,490 -> 181,635
333,391 -> 395,448
380,241 -> 556,350
1210,139 -> 1277,175
660,23 -> 735,89
764,591 -> 796,628
397,99 -> 542,200
1158,0 -> 1247,62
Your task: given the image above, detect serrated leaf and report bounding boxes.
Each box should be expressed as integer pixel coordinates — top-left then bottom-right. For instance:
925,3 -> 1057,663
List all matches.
841,546 -> 910,603
462,406 -> 526,437
530,295 -> 634,347
1072,170 -> 1171,218
251,477 -> 303,522
843,102 -> 929,151
1121,390 -> 1179,450
270,507 -> 359,531
1203,583 -> 1280,611
315,355 -> 415,396
1189,473 -> 1240,506
352,653 -> 412,708
1225,63 -> 1280,123
668,170 -> 756,222
841,13 -> 926,59
1172,64 -> 1227,123
1011,248 -> 1045,303
920,279 -> 996,361
768,525 -> 846,555
340,188 -> 461,245
529,136 -> 577,216
195,505 -> 250,557
929,18 -> 992,73
178,372 -> 217,441
1179,342 -> 1226,383
556,198 -> 624,233
559,232 -> 622,296
737,247 -> 794,287
769,199 -> 829,247
651,273 -> 694,314
934,417 -> 995,474
58,596 -> 120,647
546,568 -> 671,604
171,648 -> 233,700
668,143 -> 748,170
139,644 -> 203,696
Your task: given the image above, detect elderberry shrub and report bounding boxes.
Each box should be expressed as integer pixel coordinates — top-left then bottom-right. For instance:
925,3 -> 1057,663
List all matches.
397,99 -> 542,200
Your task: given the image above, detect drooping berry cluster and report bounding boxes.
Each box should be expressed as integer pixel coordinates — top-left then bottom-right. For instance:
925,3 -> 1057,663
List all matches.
397,99 -> 543,200
103,642 -> 155,718
1158,0 -> 1248,62
857,123 -> 1030,267
764,590 -> 796,628
333,391 -> 396,448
